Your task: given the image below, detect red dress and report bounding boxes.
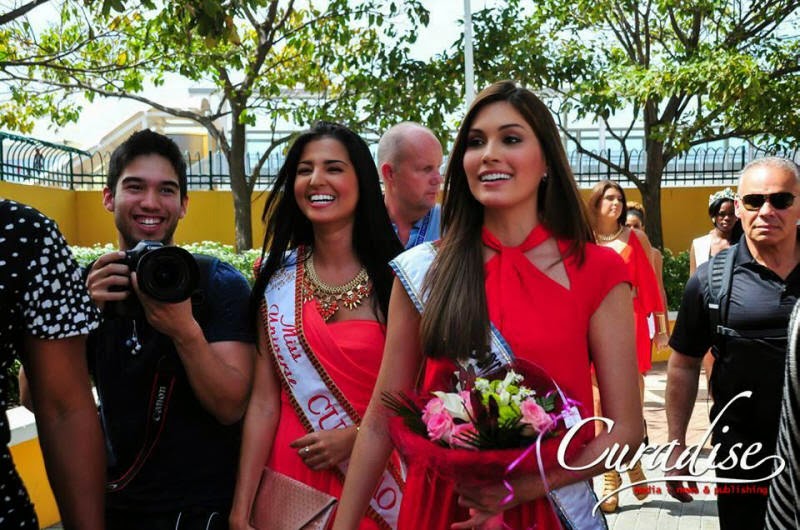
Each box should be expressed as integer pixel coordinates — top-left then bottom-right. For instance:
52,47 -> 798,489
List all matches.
397,225 -> 629,530
618,232 -> 663,373
267,301 -> 385,530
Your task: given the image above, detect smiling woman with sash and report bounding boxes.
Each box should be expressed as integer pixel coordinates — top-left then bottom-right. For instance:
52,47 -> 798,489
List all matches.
229,122 -> 404,530
332,82 -> 644,530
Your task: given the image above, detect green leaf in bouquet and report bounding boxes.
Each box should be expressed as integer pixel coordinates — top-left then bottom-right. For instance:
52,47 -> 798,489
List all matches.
539,392 -> 558,412
497,403 -> 520,428
381,391 -> 427,437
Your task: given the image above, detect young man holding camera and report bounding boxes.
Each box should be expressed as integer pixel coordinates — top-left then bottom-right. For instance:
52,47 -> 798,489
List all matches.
86,130 -> 255,529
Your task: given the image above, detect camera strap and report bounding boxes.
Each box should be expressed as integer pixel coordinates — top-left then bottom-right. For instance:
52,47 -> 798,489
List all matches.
107,354 -> 178,492
103,254 -> 217,493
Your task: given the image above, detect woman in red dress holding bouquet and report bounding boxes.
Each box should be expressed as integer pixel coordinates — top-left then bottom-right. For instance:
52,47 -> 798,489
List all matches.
333,82 -> 644,530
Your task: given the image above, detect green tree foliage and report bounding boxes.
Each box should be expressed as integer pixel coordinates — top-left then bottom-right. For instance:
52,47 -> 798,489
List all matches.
2,0 -> 438,251
0,0 -> 84,132
449,0 -> 800,247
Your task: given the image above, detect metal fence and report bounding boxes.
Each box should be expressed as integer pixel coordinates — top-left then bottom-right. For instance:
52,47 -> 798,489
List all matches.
568,146 -> 800,187
67,150 -> 286,190
0,132 -> 94,189
2,131 -> 799,190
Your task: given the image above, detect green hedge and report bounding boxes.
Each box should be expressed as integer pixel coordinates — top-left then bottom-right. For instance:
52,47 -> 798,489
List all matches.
663,249 -> 690,311
72,241 -> 263,284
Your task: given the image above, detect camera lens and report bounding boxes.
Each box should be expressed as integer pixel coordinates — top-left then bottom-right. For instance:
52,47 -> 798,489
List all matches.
136,247 -> 199,303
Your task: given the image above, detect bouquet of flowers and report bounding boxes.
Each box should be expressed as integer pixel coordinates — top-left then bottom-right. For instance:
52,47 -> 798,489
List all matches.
383,360 -> 582,529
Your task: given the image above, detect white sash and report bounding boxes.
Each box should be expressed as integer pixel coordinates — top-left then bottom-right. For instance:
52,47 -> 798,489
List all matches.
390,243 -> 513,376
390,243 -> 607,530
263,249 -> 403,529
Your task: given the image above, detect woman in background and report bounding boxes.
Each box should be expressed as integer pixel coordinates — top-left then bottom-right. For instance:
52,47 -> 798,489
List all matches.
688,188 -> 742,396
626,201 -> 668,324
229,122 -> 403,530
689,188 -> 740,275
332,81 -> 642,530
589,180 -> 667,513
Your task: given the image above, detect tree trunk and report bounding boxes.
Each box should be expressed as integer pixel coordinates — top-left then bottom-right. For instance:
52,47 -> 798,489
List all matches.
228,112 -> 252,252
641,138 -> 666,249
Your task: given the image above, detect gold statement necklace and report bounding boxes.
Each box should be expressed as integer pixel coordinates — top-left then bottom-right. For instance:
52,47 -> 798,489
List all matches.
595,225 -> 624,242
302,254 -> 372,321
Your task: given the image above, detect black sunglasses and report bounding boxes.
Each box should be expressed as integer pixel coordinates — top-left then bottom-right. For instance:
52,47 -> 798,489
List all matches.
740,192 -> 796,211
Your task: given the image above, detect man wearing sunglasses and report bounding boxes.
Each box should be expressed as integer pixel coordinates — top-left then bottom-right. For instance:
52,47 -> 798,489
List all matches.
666,157 -> 800,530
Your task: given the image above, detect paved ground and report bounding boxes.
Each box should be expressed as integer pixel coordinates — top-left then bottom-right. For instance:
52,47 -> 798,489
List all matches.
47,361 -> 722,530
594,361 -> 721,530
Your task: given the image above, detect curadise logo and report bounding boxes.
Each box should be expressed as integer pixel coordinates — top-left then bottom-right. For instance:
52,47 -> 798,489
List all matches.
555,391 -> 786,514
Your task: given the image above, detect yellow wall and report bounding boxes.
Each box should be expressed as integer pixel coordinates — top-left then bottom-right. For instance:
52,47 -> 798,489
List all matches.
10,439 -> 60,528
628,186 -> 726,254
4,182 -> 729,253
73,190 -> 271,249
2,183 -> 270,249
0,182 -> 79,242
74,190 -> 115,246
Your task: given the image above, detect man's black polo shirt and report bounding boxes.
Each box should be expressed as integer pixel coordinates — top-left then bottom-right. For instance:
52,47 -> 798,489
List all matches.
670,235 -> 800,461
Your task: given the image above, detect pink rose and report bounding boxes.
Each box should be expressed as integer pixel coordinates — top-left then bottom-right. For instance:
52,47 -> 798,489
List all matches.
520,400 -> 553,433
425,411 -> 455,443
422,397 -> 446,424
450,422 -> 479,450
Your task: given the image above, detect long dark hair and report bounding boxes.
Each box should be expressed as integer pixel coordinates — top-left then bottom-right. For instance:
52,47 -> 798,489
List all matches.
588,180 -> 628,228
251,121 -> 403,322
420,80 -> 593,360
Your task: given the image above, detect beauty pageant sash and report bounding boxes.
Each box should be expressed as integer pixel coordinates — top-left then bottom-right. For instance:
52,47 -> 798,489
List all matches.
390,243 -> 607,530
262,249 -> 403,530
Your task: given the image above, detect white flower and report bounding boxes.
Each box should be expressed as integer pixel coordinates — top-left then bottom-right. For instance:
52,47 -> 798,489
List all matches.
431,391 -> 471,422
510,392 -> 527,406
518,387 -> 535,399
496,389 -> 511,407
497,371 -> 523,393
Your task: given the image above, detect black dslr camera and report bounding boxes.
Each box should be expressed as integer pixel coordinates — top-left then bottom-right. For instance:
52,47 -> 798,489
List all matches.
105,240 -> 199,319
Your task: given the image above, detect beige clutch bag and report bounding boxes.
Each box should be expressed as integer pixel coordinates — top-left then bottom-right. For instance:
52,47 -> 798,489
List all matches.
250,467 -> 337,530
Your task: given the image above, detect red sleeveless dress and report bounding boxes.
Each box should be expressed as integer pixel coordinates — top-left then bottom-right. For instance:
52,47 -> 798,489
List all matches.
397,225 -> 629,529
618,232 -> 663,373
266,301 -> 385,530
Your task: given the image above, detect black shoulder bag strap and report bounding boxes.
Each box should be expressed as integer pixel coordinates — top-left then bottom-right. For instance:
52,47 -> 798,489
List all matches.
707,246 -> 736,348
106,254 -> 218,492
706,245 -> 787,344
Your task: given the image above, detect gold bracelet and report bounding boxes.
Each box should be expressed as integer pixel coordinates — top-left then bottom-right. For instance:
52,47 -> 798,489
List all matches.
656,313 -> 668,335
